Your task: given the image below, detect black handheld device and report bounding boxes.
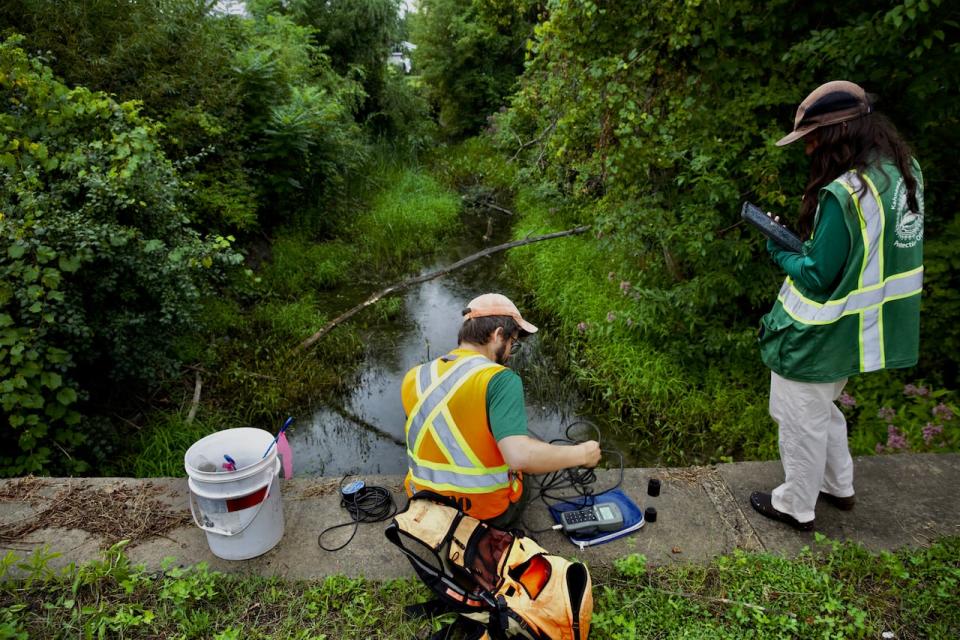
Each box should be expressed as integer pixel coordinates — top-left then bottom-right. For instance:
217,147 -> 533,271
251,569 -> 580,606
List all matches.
741,202 -> 804,253
559,502 -> 624,535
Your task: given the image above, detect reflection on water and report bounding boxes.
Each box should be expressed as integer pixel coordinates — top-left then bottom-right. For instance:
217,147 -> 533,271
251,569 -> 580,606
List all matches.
289,213 -> 621,477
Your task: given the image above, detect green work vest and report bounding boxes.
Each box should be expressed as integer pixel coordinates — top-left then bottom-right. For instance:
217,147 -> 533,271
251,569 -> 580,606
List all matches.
759,160 -> 924,382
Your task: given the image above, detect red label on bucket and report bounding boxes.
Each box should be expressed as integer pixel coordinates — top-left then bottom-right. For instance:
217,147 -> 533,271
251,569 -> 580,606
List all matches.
225,486 -> 268,512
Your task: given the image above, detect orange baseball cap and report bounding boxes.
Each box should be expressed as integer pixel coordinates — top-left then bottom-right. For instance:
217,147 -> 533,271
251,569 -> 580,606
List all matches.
462,293 -> 538,335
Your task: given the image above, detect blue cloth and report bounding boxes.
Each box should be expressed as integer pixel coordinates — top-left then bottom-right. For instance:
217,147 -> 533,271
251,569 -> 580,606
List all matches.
548,488 -> 644,548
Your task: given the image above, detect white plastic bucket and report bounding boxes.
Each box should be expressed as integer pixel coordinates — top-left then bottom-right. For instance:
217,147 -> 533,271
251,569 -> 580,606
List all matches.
184,428 -> 285,560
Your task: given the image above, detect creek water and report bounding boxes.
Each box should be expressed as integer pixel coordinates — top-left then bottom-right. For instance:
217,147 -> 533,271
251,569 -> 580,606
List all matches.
288,209 -> 636,477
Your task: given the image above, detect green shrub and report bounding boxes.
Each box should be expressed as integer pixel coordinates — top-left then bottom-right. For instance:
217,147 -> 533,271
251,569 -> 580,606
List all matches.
0,38 -> 241,475
257,0 -> 401,121
429,137 -> 518,198
232,13 -> 368,231
0,0 -> 257,234
1,2 -> 377,236
369,68 -> 438,152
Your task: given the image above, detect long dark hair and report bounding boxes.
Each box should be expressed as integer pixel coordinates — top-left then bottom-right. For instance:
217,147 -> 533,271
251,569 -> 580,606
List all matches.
798,112 -> 918,239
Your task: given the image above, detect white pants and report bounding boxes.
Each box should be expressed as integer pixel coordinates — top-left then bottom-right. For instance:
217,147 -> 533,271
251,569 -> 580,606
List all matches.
769,371 -> 855,523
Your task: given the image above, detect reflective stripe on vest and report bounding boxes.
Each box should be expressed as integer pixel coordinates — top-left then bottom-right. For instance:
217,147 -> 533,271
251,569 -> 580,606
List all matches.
405,354 -> 508,494
776,172 -> 923,372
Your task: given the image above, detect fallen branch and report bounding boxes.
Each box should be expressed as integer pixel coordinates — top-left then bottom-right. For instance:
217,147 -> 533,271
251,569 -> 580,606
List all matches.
482,201 -> 515,216
482,216 -> 494,242
328,403 -> 405,447
185,371 -> 202,424
296,225 -> 590,351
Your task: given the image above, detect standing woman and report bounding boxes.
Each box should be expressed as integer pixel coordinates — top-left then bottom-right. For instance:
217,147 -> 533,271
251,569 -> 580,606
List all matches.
752,81 -> 924,530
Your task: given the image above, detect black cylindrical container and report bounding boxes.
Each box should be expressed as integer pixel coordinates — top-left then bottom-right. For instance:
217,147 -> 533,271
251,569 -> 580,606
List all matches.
647,478 -> 661,497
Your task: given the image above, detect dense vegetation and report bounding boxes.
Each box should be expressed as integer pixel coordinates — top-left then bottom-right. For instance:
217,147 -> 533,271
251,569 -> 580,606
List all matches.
410,0 -> 540,137
471,0 -> 960,462
1,2 -> 958,638
1,0 -> 958,474
0,0 -> 440,475
1,536 -> 958,638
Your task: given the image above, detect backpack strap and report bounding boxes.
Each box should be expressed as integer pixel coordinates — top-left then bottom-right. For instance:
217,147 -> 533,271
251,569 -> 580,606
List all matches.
385,524 -> 494,611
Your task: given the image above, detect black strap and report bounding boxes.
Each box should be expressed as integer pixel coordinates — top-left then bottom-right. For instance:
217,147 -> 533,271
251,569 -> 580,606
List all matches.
495,595 -> 510,633
409,489 -> 472,513
385,525 -> 497,611
404,599 -> 490,640
384,525 -> 445,582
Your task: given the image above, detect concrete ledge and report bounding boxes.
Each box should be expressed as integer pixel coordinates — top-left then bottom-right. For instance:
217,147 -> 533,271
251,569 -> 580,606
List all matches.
1,454 -> 957,580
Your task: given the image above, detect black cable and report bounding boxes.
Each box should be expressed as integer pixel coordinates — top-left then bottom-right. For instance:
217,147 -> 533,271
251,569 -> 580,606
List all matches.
318,476 -> 398,552
521,420 -> 625,533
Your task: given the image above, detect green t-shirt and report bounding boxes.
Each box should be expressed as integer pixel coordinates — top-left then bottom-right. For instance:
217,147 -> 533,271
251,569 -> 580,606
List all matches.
485,369 -> 528,441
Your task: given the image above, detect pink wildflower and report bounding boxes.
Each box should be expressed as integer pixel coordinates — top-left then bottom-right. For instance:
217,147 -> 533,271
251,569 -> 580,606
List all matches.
904,383 -> 930,397
838,392 -> 856,408
886,425 -> 908,450
875,443 -> 885,454
606,311 -> 616,323
576,321 -> 588,334
877,407 -> 896,423
922,422 -> 943,445
932,403 -> 954,422
619,280 -> 631,294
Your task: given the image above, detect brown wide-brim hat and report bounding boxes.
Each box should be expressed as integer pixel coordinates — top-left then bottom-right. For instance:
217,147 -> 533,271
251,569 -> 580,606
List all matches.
776,80 -> 873,146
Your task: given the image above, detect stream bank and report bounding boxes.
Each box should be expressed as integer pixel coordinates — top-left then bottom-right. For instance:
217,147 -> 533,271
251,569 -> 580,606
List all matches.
290,205 -> 638,476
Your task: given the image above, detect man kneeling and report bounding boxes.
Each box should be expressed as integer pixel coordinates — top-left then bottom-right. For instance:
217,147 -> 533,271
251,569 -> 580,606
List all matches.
401,293 -> 601,528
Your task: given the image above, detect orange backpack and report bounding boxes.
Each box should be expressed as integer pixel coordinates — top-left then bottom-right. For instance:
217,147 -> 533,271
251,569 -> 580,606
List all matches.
385,492 -> 593,640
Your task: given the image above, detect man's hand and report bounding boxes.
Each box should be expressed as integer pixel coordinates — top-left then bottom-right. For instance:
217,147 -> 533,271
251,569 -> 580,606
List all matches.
578,440 -> 601,468
498,435 -> 602,474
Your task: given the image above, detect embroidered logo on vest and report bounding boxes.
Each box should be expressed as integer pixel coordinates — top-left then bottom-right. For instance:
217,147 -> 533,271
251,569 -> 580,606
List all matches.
893,177 -> 923,249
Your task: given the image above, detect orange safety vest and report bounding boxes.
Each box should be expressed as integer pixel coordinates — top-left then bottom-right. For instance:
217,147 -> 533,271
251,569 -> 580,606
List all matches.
401,349 -> 523,520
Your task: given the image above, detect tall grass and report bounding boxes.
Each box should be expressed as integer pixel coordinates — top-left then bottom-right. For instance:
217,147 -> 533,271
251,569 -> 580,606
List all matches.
350,168 -> 461,273
506,186 -> 773,464
259,238 -> 356,297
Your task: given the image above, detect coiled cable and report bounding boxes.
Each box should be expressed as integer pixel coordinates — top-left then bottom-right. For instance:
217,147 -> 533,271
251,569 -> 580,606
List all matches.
318,476 -> 398,552
522,420 -> 624,533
